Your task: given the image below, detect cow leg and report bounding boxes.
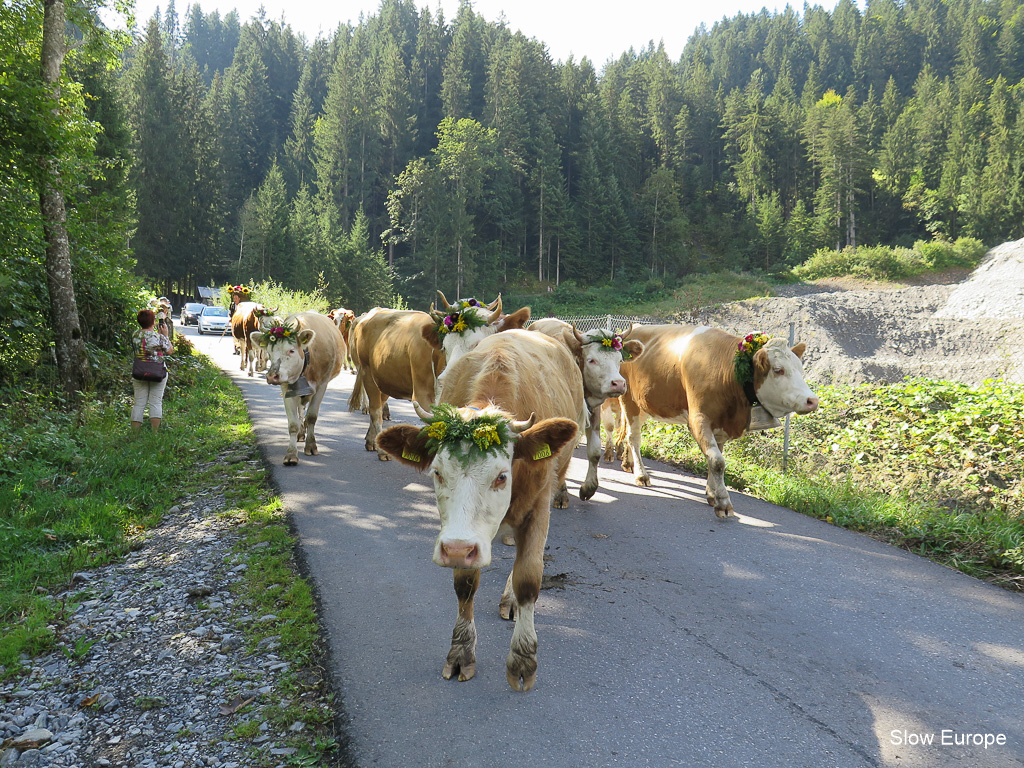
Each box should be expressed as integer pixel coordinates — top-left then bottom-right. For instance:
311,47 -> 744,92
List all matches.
246,342 -> 255,377
601,400 -> 617,462
620,396 -> 650,486
503,512 -> 547,692
443,568 -> 480,683
238,339 -> 247,371
689,414 -> 733,518
301,383 -> 329,456
282,393 -> 302,466
579,404 -> 603,500
362,380 -> 390,459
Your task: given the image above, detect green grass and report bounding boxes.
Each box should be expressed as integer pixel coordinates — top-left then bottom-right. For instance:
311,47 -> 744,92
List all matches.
638,377 -> 1024,589
0,344 -> 338,763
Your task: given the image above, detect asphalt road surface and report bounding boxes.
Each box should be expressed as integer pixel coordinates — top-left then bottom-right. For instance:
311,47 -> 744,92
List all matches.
185,323 -> 1024,768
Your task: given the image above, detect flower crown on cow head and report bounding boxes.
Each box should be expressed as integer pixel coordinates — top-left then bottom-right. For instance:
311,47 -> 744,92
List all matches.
229,285 -> 251,297
264,320 -> 298,344
584,329 -> 633,360
415,403 -> 517,467
734,332 -> 770,386
434,298 -> 489,337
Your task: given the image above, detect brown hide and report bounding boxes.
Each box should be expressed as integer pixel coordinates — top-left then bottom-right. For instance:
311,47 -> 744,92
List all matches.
289,312 -> 345,386
349,308 -> 444,408
439,330 -> 586,528
620,324 -> 753,439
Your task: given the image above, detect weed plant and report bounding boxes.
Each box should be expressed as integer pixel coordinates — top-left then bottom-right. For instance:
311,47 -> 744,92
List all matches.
640,377 -> 1024,589
792,237 -> 988,281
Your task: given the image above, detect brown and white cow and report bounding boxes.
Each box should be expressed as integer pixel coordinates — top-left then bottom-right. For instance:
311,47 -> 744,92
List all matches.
326,307 -> 356,371
251,312 -> 346,466
231,302 -> 279,376
617,324 -> 818,518
348,296 -> 530,458
529,319 -> 645,502
376,330 -> 584,691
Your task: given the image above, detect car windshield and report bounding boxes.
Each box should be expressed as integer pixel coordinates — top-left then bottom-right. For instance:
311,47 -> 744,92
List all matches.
202,307 -> 229,317
186,303 -> 204,311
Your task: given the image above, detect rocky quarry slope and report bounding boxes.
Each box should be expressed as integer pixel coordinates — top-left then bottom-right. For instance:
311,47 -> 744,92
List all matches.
704,237 -> 1024,387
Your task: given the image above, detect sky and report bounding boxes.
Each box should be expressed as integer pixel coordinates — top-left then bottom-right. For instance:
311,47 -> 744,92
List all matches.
125,0 -> 806,66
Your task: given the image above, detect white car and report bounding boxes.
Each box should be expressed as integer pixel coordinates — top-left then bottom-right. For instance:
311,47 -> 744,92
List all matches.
197,305 -> 231,335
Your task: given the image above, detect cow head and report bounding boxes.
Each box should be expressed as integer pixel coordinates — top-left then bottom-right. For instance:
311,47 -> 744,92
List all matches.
252,323 -> 316,386
572,327 -> 645,405
425,292 -> 504,367
751,339 -> 819,417
376,403 -> 578,570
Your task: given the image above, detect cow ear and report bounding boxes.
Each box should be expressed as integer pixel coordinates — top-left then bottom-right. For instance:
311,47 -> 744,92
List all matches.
496,306 -> 531,331
622,339 -> 645,361
791,342 -> 806,360
376,425 -> 434,470
421,324 -> 442,350
250,332 -> 268,348
297,329 -> 316,346
512,418 -> 578,464
753,348 -> 771,374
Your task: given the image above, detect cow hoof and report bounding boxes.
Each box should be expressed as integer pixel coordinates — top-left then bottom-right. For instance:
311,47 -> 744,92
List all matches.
248,371 -> 253,377
442,659 -> 476,682
620,460 -> 634,474
501,533 -> 515,547
714,508 -> 736,519
499,596 -> 516,621
377,452 -> 391,461
304,444 -> 318,456
579,483 -> 597,501
506,651 -> 538,692
552,492 -> 569,509
635,475 -> 651,488
283,456 -> 298,466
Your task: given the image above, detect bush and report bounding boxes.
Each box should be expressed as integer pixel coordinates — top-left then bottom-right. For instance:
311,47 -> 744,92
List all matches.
793,237 -> 982,282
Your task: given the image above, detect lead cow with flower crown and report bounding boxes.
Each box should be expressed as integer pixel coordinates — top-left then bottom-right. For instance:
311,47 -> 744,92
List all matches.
617,324 -> 819,518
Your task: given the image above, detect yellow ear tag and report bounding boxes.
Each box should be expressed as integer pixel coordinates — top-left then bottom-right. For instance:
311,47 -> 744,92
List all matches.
402,448 -> 422,462
532,443 -> 552,461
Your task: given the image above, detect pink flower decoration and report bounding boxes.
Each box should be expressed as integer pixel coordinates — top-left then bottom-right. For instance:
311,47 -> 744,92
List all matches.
444,315 -> 454,327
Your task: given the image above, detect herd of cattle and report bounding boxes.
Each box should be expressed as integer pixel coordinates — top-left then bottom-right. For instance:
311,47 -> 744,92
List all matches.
224,294 -> 819,691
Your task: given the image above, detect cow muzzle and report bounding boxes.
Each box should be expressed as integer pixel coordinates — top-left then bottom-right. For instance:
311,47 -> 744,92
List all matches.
436,539 -> 482,569
606,377 -> 627,396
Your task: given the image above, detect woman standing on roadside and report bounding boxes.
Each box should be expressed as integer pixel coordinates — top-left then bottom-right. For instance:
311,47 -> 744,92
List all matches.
131,308 -> 173,434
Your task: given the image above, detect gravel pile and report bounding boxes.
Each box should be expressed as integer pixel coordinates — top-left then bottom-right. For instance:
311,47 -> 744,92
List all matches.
0,494 -> 317,768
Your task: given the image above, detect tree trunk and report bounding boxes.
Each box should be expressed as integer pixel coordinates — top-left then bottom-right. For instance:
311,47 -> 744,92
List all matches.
41,0 -> 89,401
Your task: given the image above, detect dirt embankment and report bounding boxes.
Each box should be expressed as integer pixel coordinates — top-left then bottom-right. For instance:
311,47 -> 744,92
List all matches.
698,238 -> 1024,387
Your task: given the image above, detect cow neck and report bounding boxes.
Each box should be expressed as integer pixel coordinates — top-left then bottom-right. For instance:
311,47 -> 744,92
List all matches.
742,378 -> 775,420
302,348 -> 309,375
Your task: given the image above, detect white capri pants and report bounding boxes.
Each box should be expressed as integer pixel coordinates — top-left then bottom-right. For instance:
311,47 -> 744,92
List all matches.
131,377 -> 168,421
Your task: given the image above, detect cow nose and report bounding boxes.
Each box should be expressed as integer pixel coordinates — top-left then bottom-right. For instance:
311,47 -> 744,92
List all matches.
439,540 -> 479,568
805,396 -> 819,412
608,378 -> 626,394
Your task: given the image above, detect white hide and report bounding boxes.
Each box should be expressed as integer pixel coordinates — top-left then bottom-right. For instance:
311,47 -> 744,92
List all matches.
429,438 -> 514,570
752,338 -> 819,417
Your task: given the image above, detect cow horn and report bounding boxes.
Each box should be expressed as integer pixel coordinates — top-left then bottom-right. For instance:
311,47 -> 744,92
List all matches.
622,322 -> 637,339
436,290 -> 455,311
429,302 -> 445,323
485,294 -> 501,311
509,413 -> 536,433
571,322 -> 585,344
413,401 -> 435,422
486,295 -> 503,324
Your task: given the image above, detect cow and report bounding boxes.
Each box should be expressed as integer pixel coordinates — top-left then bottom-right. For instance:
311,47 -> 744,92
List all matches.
529,319 -> 645,502
348,295 -> 530,459
616,324 -> 819,518
376,329 -> 585,691
326,307 -> 357,371
230,301 -> 272,376
252,307 -> 283,374
250,312 -> 346,466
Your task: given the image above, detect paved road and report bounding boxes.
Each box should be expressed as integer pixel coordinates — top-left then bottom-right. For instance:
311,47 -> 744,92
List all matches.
185,323 -> 1024,768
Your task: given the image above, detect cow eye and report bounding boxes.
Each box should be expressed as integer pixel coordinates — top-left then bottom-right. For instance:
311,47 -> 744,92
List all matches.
774,367 -> 785,376
433,469 -> 444,484
492,471 -> 508,490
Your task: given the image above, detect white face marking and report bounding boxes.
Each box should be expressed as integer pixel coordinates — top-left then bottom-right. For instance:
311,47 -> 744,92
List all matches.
265,340 -> 306,385
754,340 -> 818,417
430,441 -> 514,569
439,308 -> 496,368
581,332 -> 627,401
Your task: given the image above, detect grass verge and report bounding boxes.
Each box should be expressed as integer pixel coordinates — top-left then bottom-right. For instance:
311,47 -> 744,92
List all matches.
637,377 -> 1024,590
0,342 -> 337,762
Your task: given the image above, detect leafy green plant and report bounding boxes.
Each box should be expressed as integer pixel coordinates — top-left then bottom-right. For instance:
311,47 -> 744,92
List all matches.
641,377 -> 1024,588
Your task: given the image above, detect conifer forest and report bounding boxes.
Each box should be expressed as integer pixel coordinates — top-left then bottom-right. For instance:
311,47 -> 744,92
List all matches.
4,0 -> 1024,382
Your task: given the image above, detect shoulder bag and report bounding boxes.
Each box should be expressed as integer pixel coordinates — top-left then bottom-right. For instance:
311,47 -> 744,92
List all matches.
132,335 -> 167,381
